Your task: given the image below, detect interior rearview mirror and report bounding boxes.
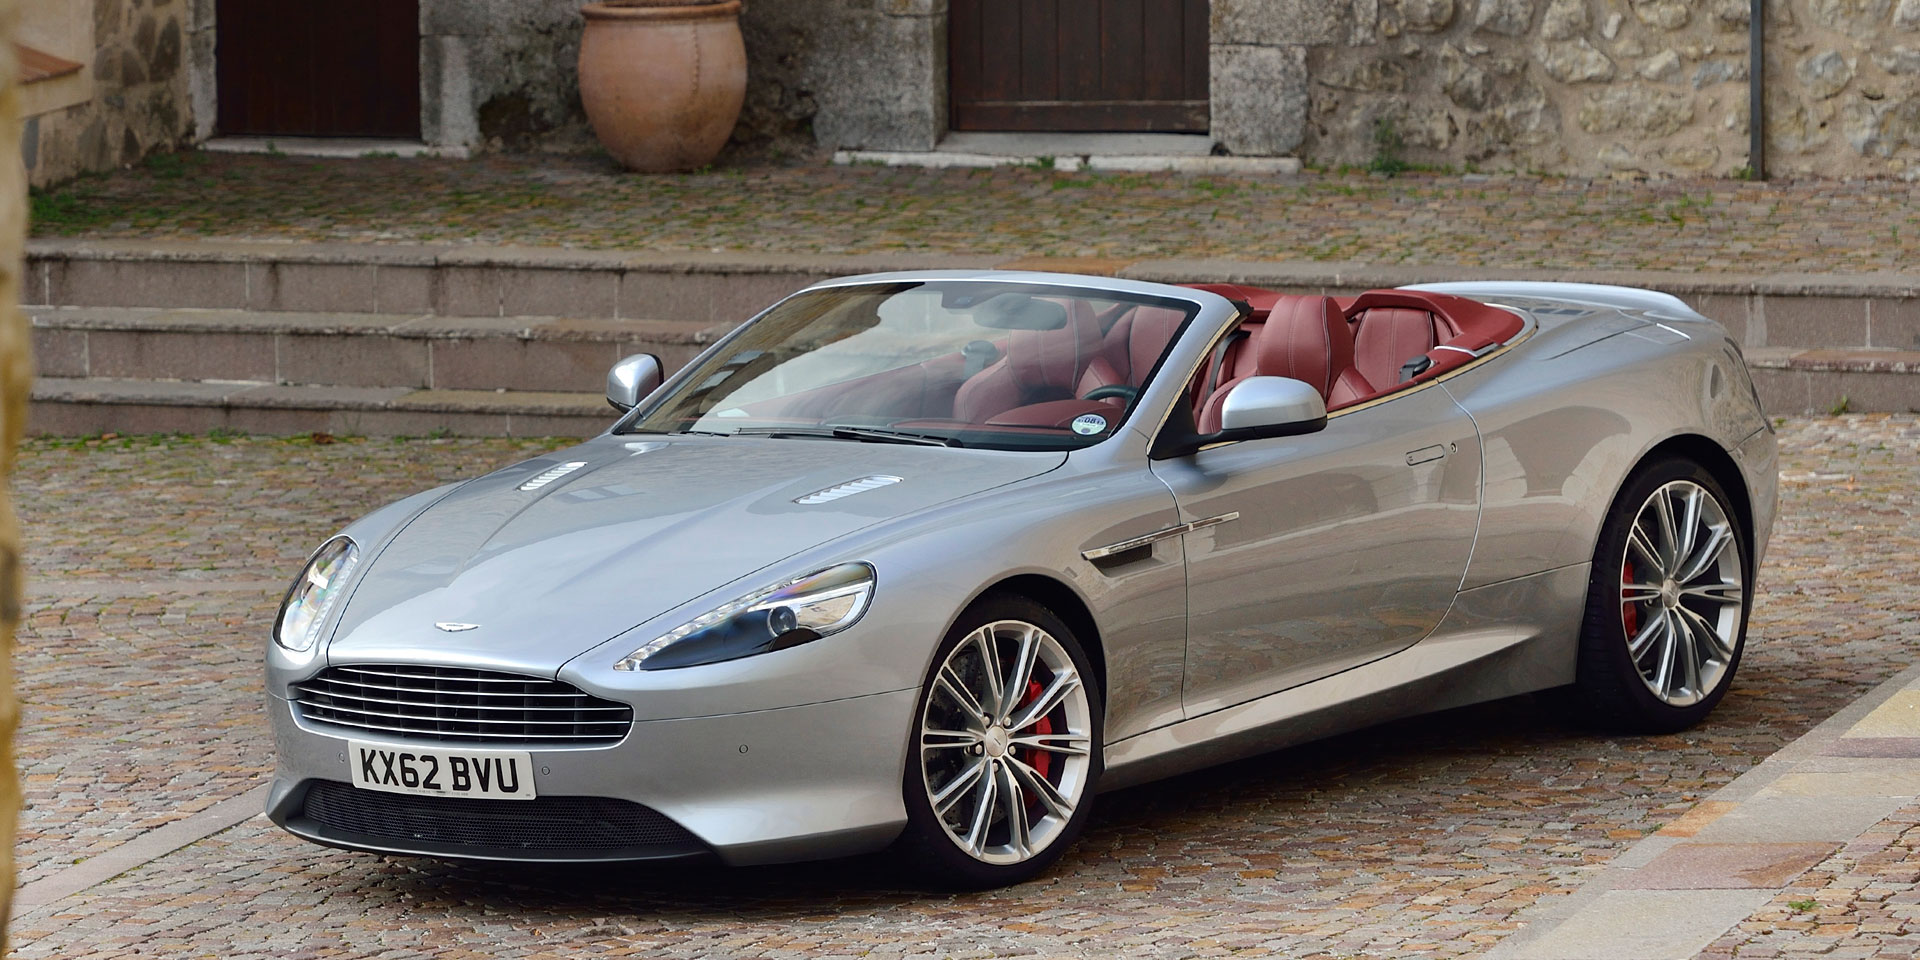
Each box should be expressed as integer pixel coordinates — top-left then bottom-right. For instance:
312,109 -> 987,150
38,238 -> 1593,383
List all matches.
607,353 -> 664,413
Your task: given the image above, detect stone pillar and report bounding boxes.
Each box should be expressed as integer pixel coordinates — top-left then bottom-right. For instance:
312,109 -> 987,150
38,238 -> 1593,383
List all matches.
188,0 -> 216,142
419,0 -> 596,153
747,0 -> 946,152
1209,0 -> 1345,154
0,0 -> 28,946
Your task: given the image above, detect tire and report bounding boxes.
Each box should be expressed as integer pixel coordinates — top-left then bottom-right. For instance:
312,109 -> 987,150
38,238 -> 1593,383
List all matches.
896,594 -> 1103,889
1572,456 -> 1751,733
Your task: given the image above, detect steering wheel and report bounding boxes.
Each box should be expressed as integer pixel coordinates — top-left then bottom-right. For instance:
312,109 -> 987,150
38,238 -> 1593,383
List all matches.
1081,384 -> 1139,404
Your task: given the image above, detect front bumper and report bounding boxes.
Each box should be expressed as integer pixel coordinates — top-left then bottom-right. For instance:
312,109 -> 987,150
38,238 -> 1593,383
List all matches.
266,686 -> 918,866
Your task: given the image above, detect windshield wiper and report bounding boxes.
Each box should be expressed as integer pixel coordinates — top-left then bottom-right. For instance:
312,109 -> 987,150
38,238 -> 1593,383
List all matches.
738,427 -> 962,448
830,427 -> 962,447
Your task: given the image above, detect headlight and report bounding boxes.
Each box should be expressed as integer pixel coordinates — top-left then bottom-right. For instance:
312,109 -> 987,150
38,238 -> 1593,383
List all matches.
274,536 -> 360,653
614,562 -> 875,671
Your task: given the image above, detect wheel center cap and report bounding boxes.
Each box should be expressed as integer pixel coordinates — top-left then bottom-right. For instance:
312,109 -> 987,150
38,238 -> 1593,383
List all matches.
983,726 -> 1010,759
1660,580 -> 1681,608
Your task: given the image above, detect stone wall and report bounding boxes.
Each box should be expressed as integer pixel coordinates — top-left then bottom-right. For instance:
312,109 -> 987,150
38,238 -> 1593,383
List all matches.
1282,0 -> 1920,179
420,0 -> 596,153
37,1 -> 1920,181
737,0 -> 1920,179
737,0 -> 943,153
24,0 -> 191,186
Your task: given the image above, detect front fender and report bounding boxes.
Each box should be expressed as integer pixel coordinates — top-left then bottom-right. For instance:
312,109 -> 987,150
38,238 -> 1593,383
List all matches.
558,459 -> 1188,740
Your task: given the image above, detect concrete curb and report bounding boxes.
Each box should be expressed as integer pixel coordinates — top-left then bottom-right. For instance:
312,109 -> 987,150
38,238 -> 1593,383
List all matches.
1484,663 -> 1920,960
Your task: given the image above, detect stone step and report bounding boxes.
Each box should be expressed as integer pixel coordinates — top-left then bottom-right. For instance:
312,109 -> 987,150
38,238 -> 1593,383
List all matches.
1747,348 -> 1920,415
29,377 -> 615,438
21,240 -> 1920,416
25,239 -> 996,325
29,307 -> 721,394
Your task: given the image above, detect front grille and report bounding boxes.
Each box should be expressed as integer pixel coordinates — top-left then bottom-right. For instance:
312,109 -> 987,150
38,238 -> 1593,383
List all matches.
290,664 -> 632,745
301,781 -> 701,854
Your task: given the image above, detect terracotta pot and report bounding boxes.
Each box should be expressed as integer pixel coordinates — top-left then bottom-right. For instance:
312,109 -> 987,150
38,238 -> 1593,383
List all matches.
578,0 -> 746,173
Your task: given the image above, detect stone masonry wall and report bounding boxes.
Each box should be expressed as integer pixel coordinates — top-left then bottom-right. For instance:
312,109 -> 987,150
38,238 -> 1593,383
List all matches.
1278,0 -> 1920,179
25,0 -> 191,186
737,0 -> 944,153
421,0 -> 596,153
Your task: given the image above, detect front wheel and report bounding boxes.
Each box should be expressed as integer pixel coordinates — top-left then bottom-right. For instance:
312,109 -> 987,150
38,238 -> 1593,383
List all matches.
897,595 -> 1101,889
1572,457 -> 1750,732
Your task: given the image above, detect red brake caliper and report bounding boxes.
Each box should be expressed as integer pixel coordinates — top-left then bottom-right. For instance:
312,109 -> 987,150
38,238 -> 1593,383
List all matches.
1020,680 -> 1054,782
1622,558 -> 1639,636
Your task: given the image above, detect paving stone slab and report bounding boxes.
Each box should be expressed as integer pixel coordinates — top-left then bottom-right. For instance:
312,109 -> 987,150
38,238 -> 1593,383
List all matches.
1510,889 -> 1778,959
1617,843 -> 1841,891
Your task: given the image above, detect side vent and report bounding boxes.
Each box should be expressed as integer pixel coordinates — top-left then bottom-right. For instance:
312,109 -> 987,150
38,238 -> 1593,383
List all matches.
795,475 -> 903,505
520,461 -> 588,491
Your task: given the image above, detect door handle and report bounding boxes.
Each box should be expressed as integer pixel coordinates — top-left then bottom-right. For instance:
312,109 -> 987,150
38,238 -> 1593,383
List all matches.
1405,444 -> 1447,466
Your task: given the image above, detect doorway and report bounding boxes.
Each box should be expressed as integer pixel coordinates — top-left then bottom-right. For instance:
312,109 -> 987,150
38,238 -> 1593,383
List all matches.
215,0 -> 421,138
949,0 -> 1209,133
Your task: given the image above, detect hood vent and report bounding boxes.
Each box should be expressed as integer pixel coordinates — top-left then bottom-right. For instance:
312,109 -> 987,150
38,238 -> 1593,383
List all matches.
519,461 -> 588,491
795,475 -> 903,505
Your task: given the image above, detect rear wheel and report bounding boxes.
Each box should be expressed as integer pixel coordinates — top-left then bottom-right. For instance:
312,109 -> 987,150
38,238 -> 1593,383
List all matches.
1573,457 -> 1750,732
898,595 -> 1101,889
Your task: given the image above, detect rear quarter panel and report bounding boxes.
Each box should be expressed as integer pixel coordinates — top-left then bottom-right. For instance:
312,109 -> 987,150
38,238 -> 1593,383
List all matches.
1441,313 -> 1770,590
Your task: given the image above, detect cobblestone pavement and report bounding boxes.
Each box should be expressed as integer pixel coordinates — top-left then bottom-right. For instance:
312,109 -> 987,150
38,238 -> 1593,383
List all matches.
11,434 -> 568,890
9,416 -> 1920,959
29,152 -> 1920,273
1700,804 -> 1920,960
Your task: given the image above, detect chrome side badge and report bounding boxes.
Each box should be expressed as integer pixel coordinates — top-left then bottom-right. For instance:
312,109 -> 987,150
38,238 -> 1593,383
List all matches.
434,622 -> 481,633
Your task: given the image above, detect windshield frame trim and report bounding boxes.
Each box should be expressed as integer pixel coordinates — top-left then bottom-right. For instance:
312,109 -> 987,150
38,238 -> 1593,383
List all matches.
611,272 -> 1238,454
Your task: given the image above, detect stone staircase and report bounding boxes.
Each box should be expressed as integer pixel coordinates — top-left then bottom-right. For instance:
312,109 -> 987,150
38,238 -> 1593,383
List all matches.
23,240 -> 1920,436
30,306 -> 722,437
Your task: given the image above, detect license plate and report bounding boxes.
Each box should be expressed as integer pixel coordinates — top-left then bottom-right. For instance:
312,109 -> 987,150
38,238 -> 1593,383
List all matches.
348,740 -> 536,800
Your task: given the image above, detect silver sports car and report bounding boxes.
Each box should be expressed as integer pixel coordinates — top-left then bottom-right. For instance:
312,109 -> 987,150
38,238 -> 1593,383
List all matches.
266,271 -> 1776,887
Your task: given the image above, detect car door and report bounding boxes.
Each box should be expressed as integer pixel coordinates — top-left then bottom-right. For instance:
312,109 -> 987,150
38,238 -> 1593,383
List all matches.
1151,385 -> 1482,716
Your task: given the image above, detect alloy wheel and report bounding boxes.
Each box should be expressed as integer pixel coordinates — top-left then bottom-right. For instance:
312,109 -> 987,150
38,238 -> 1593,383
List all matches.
917,619 -> 1094,865
1619,479 -> 1745,707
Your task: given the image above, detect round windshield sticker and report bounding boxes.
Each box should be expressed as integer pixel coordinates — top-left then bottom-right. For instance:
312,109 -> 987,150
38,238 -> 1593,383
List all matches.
1071,414 -> 1109,436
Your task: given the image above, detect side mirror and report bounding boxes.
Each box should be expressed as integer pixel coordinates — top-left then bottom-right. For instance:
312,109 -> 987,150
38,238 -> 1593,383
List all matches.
1217,376 -> 1328,436
1150,376 -> 1327,459
607,353 -> 663,413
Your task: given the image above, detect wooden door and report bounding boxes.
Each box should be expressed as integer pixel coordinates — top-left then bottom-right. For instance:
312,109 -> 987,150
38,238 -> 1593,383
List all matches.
950,0 -> 1209,133
216,0 -> 421,138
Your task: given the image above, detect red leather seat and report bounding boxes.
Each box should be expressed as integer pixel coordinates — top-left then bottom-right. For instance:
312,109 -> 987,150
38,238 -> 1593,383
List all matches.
1197,296 -> 1373,432
1351,307 -> 1440,391
1079,305 -> 1188,401
952,299 -> 1103,423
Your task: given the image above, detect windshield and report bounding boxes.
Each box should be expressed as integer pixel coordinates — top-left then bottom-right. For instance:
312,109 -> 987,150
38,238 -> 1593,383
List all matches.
620,280 -> 1199,451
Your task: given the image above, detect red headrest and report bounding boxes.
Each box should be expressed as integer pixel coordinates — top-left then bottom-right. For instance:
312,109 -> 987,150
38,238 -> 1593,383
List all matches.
1005,299 -> 1100,389
1249,295 -> 1351,399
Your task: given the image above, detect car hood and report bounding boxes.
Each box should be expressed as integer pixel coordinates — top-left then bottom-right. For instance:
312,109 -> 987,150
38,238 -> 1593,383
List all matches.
326,436 -> 1064,676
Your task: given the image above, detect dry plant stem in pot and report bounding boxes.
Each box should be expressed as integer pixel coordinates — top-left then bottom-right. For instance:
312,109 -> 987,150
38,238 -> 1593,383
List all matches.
578,0 -> 746,173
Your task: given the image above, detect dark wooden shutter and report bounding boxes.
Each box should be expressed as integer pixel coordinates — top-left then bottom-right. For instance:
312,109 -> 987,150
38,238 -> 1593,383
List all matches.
216,0 -> 421,138
950,0 -> 1209,133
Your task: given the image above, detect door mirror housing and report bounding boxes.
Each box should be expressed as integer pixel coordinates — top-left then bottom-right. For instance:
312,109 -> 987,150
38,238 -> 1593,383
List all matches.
1151,376 -> 1328,459
607,353 -> 663,412
1217,376 -> 1328,435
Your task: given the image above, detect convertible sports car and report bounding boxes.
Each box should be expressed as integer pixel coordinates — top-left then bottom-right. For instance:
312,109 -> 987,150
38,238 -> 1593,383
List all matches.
266,271 -> 1776,887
